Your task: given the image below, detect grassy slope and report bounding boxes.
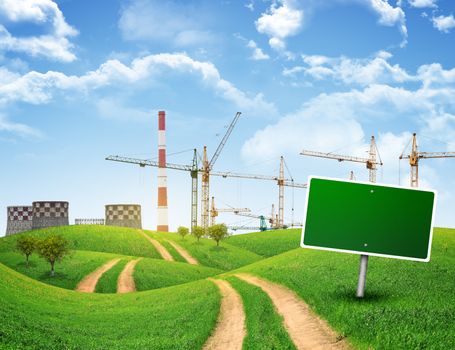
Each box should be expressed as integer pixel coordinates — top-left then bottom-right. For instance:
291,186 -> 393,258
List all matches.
226,229 -> 301,257
235,228 -> 455,350
0,225 -> 161,259
146,231 -> 262,270
226,276 -> 296,350
0,250 -> 121,290
160,240 -> 187,263
0,263 -> 220,349
134,259 -> 222,291
95,258 -> 131,294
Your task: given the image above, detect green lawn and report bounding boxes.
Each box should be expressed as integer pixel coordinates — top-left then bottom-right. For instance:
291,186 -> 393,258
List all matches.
134,258 -> 222,291
96,258 -> 131,294
225,276 -> 296,350
0,263 -> 220,349
234,228 -> 455,350
0,225 -> 161,259
226,229 -> 301,257
146,231 -> 263,270
160,240 -> 187,262
0,250 -> 121,290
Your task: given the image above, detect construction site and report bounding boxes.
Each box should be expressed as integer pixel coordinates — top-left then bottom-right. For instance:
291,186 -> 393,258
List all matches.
102,110 -> 455,235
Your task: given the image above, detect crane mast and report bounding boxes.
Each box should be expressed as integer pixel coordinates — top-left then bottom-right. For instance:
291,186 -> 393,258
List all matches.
399,133 -> 455,187
191,149 -> 198,230
278,156 -> 285,228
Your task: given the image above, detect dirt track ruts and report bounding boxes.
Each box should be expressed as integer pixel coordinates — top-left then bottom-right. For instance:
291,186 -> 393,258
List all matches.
75,258 -> 121,293
235,273 -> 351,350
202,279 -> 246,350
139,230 -> 174,261
166,240 -> 199,265
117,258 -> 142,293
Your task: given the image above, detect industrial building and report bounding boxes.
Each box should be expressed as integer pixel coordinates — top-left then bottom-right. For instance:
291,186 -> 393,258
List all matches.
105,204 -> 142,229
5,206 -> 33,236
32,201 -> 69,229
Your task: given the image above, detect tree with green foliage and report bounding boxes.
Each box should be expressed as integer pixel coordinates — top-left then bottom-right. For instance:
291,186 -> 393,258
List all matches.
16,236 -> 37,267
208,224 -> 229,246
192,226 -> 204,243
177,226 -> 189,240
36,235 -> 70,276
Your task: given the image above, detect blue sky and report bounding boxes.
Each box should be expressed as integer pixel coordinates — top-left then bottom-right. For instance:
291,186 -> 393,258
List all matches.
1,0 -> 455,235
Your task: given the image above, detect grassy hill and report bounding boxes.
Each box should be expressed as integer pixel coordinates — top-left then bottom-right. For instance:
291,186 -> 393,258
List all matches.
0,225 -> 161,259
226,228 -> 301,257
233,228 -> 455,350
145,231 -> 263,270
0,250 -> 122,290
0,263 -> 220,349
1,225 -> 454,349
134,259 -> 222,291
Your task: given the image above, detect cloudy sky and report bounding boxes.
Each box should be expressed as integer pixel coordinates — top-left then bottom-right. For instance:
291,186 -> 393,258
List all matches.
1,0 -> 454,235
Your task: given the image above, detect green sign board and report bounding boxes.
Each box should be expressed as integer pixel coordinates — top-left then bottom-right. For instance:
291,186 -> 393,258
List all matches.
301,177 -> 436,262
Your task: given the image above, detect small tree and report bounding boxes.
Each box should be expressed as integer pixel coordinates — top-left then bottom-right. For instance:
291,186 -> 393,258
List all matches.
208,224 -> 229,247
36,235 -> 70,276
192,226 -> 204,243
16,236 -> 37,267
177,226 -> 189,240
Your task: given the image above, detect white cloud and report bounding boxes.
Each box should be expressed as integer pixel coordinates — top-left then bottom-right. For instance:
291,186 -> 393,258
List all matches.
255,0 -> 303,51
119,0 -> 213,47
368,0 -> 408,46
0,113 -> 41,137
0,53 -> 276,115
432,14 -> 455,33
242,83 -> 455,160
408,0 -> 437,8
245,1 -> 255,12
0,0 -> 78,62
246,40 -> 270,60
284,51 -> 414,85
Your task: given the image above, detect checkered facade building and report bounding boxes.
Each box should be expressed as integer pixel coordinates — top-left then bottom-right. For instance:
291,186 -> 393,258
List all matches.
105,204 -> 142,229
32,201 -> 69,229
5,206 -> 33,236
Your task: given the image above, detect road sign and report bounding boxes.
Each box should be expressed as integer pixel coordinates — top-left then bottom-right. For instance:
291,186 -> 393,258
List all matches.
301,176 -> 436,262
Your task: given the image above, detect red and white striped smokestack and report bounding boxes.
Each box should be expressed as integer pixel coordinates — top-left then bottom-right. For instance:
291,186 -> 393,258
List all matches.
157,111 -> 168,232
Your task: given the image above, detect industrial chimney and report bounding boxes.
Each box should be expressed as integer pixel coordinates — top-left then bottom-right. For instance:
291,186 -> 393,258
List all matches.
157,111 -> 169,232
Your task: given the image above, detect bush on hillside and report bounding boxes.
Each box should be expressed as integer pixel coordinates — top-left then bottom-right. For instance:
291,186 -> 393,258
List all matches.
177,226 -> 189,240
16,236 -> 38,268
192,226 -> 204,243
36,235 -> 70,277
208,224 -> 229,247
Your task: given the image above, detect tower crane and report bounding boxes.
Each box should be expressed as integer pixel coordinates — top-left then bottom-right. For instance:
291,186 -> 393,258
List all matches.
106,153 -> 305,230
399,133 -> 455,188
210,197 -> 250,226
200,112 -> 242,231
300,136 -> 383,183
232,212 -> 269,231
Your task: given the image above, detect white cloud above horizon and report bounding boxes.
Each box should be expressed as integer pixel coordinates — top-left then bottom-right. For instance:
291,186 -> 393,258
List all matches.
118,0 -> 215,48
0,0 -> 78,62
432,14 -> 455,33
0,52 -> 276,120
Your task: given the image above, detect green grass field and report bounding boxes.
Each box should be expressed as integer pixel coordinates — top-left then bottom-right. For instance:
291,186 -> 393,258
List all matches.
227,229 -> 301,257
95,258 -> 131,293
0,225 -> 454,349
134,258 -> 222,291
0,263 -> 220,349
0,250 -> 122,290
146,231 -> 263,270
234,228 -> 455,350
0,225 -> 161,259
